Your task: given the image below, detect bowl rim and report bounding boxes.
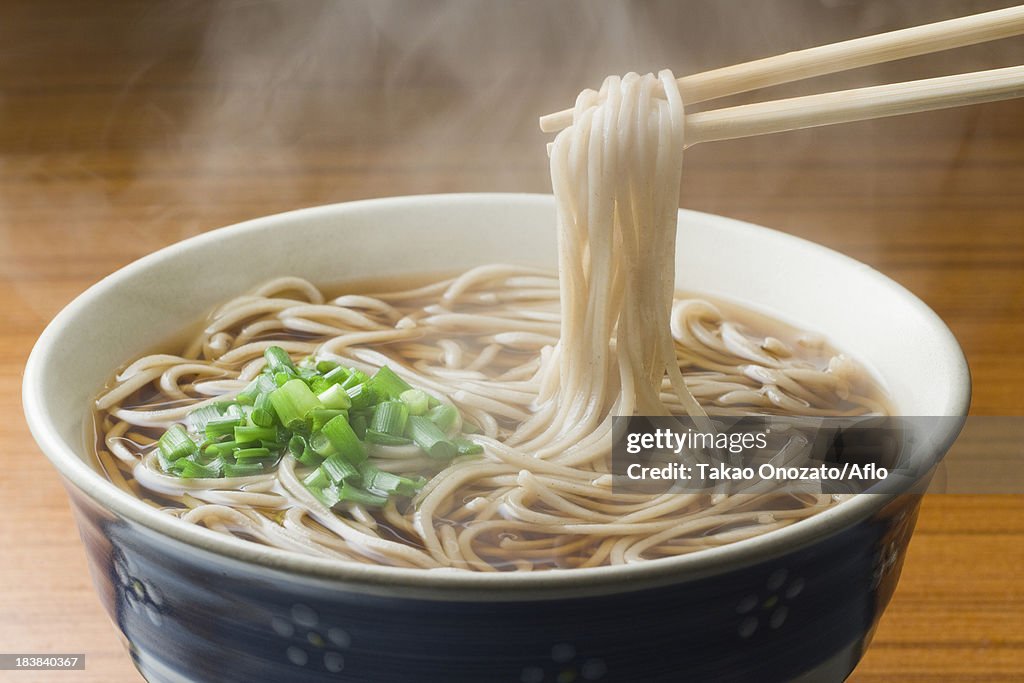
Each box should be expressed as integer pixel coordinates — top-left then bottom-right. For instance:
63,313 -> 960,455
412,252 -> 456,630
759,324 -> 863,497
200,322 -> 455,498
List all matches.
22,192 -> 971,599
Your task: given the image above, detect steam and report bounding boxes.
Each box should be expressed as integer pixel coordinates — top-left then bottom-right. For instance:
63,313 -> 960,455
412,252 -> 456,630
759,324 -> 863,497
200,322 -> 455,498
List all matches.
2,0 -> 1021,322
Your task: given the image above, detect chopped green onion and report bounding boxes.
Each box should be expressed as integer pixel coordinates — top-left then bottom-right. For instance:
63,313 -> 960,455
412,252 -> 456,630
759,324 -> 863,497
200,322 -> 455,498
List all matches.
337,482 -> 388,507
310,408 -> 347,432
234,425 -> 278,443
350,412 -> 368,440
224,462 -> 265,477
370,401 -> 409,437
452,437 -> 484,456
400,389 -> 430,416
288,434 -> 319,466
296,449 -> 323,468
340,369 -> 370,390
236,374 -> 276,405
364,430 -> 414,446
360,465 -> 398,493
426,404 -> 458,433
310,483 -> 341,508
188,404 -> 223,432
154,354 -> 468,502
204,439 -> 256,457
288,434 -> 308,456
318,384 -> 352,410
369,366 -> 413,400
345,383 -> 378,410
158,425 -> 197,462
396,476 -> 427,497
192,448 -> 221,465
407,416 -> 457,460
358,463 -> 424,497
224,403 -> 246,418
307,376 -> 331,395
322,366 -> 349,385
174,458 -> 222,479
270,379 -> 322,428
250,392 -> 277,428
303,467 -> 330,490
316,360 -> 340,374
264,345 -> 296,374
460,420 -> 480,434
309,432 -> 336,457
205,415 -> 243,439
320,415 -> 366,463
234,447 -> 272,461
321,454 -> 359,484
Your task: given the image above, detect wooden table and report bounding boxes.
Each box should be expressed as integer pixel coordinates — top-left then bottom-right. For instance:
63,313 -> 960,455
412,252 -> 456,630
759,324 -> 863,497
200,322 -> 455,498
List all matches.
1,2 -> 1021,681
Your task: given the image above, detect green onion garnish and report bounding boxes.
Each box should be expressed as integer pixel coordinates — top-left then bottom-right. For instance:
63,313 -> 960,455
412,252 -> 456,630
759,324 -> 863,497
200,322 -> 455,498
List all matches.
236,374 -> 276,406
338,482 -> 388,507
320,415 -> 366,464
322,366 -> 348,385
234,425 -> 278,444
345,383 -> 378,410
203,439 -> 256,457
309,431 -> 337,457
250,392 -> 277,428
370,401 -> 409,437
158,425 -> 197,462
303,467 -> 330,490
264,345 -> 297,375
368,366 -> 413,400
316,360 -> 340,374
452,437 -> 484,456
309,484 -> 342,508
204,414 -> 243,439
234,447 -> 272,461
174,459 -> 222,479
310,408 -> 348,432
224,462 -> 265,477
322,454 -> 360,484
151,346 -> 478,511
407,416 -> 457,460
188,404 -> 223,433
400,389 -> 429,416
365,430 -> 414,446
270,378 -> 322,429
426,404 -> 458,434
317,384 -> 352,411
359,463 -> 425,497
340,369 -> 370,390
350,412 -> 369,440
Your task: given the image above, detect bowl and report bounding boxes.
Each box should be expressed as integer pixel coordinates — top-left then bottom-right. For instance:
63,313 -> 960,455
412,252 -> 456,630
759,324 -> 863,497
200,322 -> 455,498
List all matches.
23,194 -> 970,683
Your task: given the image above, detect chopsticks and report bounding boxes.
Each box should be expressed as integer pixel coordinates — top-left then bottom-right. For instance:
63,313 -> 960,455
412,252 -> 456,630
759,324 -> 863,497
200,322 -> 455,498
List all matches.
539,4 -> 1024,142
685,64 -> 1024,146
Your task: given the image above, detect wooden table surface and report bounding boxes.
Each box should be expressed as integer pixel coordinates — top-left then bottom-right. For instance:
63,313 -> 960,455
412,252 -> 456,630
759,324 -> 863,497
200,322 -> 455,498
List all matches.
1,2 -> 1021,681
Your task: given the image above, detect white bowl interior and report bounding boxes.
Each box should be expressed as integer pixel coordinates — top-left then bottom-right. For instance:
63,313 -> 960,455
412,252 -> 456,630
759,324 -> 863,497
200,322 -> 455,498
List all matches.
23,193 -> 970,591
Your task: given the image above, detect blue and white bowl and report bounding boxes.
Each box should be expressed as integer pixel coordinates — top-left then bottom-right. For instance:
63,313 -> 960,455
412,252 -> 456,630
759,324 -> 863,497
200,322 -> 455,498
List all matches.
24,194 -> 970,682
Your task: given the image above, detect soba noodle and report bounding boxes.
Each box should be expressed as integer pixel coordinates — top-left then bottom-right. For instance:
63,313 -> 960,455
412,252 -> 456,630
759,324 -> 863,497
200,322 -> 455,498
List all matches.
94,72 -> 886,571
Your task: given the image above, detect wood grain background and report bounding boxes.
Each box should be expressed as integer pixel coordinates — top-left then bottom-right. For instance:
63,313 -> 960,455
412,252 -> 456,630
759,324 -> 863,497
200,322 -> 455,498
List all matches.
1,1 -> 1021,681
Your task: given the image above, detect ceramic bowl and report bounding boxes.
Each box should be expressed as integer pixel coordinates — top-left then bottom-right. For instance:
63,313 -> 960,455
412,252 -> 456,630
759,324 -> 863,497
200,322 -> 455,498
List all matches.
23,194 -> 970,682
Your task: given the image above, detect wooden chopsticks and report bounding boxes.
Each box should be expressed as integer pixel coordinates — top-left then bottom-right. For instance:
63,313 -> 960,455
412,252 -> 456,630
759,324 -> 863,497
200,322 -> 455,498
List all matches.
684,64 -> 1024,146
539,4 -> 1024,143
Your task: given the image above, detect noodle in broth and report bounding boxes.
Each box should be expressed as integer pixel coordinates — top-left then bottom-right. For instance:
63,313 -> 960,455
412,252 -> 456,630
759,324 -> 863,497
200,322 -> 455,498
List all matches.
94,72 -> 887,571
